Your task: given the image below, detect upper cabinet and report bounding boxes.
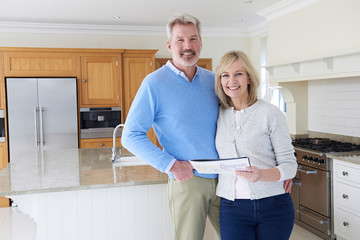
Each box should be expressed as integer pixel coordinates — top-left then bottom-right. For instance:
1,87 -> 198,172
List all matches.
122,50 -> 157,119
3,49 -> 77,77
0,52 -> 4,109
79,54 -> 122,107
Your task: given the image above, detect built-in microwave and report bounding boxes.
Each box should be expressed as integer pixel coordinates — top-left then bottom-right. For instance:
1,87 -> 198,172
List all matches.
80,107 -> 121,139
0,110 -> 5,142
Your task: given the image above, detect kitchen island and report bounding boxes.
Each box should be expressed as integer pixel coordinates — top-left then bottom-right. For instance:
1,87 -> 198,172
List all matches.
0,148 -> 219,240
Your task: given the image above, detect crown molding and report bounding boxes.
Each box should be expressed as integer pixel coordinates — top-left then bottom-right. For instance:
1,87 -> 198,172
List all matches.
257,0 -> 320,21
0,21 -> 253,37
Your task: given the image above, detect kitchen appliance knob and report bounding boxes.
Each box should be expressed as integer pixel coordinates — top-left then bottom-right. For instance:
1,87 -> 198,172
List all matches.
342,194 -> 348,199
318,159 -> 325,164
313,158 -> 319,163
303,155 -> 308,161
308,157 -> 313,162
342,171 -> 348,176
343,222 -> 349,227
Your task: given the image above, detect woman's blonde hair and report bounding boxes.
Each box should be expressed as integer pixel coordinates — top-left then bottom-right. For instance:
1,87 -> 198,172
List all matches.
215,50 -> 259,108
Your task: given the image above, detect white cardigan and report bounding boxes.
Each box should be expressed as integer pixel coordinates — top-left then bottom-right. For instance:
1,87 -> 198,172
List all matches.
215,99 -> 298,200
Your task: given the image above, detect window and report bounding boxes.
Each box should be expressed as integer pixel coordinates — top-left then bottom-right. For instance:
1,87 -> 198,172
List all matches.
259,36 -> 286,113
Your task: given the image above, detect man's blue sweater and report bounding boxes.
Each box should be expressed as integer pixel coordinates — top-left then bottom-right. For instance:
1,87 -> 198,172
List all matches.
121,62 -> 219,179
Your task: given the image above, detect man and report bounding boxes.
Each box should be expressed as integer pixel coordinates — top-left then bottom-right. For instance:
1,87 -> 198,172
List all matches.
121,13 -> 220,240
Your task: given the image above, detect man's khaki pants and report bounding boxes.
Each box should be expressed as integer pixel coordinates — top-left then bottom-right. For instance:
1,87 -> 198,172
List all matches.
167,176 -> 220,240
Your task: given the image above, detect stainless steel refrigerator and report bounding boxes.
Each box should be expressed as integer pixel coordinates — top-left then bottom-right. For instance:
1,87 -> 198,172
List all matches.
6,78 -> 78,162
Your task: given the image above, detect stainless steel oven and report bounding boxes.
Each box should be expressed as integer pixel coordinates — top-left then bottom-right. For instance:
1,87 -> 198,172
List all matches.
292,147 -> 333,239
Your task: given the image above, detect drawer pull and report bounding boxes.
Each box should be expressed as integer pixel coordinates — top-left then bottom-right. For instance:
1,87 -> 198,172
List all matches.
343,222 -> 349,227
342,194 -> 348,199
100,143 -> 104,146
342,171 -> 348,176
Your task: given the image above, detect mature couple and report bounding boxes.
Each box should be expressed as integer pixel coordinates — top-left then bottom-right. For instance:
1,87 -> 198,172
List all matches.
121,13 -> 297,240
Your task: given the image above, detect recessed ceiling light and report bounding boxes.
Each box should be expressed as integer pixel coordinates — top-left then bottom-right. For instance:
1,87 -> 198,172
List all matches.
114,16 -> 121,20
244,0 -> 253,3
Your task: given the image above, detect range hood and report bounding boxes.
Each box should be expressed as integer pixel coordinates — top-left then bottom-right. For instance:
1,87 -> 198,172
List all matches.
264,49 -> 360,83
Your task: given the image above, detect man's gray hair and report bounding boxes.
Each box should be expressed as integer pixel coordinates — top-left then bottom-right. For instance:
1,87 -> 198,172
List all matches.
166,13 -> 201,41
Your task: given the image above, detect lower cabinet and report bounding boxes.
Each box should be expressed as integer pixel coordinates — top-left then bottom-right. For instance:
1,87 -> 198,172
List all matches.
0,143 -> 10,207
333,159 -> 360,240
80,138 -> 120,149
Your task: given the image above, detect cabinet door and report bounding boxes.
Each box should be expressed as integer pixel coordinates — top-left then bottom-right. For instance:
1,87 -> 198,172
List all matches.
80,55 -> 120,106
0,52 -> 4,108
0,143 -> 8,170
0,143 -> 10,207
4,51 -> 77,77
123,54 -> 159,147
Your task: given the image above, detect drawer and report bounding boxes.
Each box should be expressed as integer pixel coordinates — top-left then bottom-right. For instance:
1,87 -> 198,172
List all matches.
80,138 -> 120,149
334,208 -> 360,240
335,163 -> 360,184
335,182 -> 360,214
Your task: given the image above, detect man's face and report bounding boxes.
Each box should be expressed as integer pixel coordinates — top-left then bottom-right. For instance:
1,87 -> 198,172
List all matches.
167,23 -> 202,70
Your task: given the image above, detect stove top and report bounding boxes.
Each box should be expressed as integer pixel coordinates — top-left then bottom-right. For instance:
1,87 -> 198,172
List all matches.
292,138 -> 360,153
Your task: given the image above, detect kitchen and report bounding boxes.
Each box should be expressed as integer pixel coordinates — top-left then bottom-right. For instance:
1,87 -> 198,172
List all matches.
1,0 -> 360,239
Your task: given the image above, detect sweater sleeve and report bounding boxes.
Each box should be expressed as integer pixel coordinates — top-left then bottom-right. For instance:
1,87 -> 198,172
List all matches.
121,79 -> 174,172
268,107 -> 298,180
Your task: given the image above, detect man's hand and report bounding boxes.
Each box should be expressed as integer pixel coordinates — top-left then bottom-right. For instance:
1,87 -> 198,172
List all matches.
170,160 -> 194,182
283,179 -> 293,193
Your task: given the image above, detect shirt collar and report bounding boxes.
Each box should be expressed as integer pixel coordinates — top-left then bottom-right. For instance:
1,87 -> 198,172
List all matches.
166,60 -> 199,82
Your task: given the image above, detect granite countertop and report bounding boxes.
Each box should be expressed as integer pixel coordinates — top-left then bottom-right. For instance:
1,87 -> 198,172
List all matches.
0,148 -> 168,196
327,151 -> 360,165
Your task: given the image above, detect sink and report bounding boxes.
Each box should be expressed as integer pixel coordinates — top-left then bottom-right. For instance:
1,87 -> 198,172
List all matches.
112,156 -> 149,167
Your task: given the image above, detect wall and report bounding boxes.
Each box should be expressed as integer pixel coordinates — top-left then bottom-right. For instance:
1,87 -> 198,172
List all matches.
265,0 -> 360,138
267,0 -> 360,65
0,32 -> 251,71
308,77 -> 360,137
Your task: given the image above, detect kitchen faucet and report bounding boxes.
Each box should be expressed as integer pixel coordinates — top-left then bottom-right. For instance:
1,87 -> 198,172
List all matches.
111,124 -> 125,163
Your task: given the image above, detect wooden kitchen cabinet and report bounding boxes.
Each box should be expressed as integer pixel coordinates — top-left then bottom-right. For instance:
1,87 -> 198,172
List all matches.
80,138 -> 120,149
333,159 -> 360,240
0,143 -> 9,207
122,50 -> 160,147
0,51 -> 5,109
3,49 -> 77,77
79,54 -> 122,106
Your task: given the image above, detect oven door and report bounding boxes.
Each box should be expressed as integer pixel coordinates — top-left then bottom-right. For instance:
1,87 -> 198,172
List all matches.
298,164 -> 330,217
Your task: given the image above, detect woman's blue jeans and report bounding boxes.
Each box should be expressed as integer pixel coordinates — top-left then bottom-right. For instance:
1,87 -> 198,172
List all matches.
220,193 -> 294,240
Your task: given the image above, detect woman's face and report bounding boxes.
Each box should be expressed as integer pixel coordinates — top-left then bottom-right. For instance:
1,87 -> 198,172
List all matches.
220,60 -> 250,102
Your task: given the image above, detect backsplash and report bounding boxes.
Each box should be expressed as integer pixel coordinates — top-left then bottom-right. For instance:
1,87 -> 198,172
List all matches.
308,77 -> 360,138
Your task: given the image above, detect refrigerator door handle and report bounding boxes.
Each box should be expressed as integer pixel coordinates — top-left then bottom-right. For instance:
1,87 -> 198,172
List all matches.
34,107 -> 39,146
39,106 -> 44,147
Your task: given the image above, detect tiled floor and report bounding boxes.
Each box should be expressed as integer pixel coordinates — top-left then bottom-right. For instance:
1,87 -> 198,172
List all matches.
1,206 -> 322,240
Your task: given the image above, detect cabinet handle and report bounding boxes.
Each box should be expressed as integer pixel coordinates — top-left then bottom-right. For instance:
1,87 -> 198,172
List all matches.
342,171 -> 348,176
82,79 -> 86,82
100,143 -> 104,146
343,222 -> 349,227
342,194 -> 348,199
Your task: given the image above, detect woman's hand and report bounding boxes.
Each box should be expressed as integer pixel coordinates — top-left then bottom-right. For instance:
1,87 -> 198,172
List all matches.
236,166 -> 261,182
236,166 -> 281,182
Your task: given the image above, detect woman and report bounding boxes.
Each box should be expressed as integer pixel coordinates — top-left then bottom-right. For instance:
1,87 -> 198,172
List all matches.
215,51 -> 298,240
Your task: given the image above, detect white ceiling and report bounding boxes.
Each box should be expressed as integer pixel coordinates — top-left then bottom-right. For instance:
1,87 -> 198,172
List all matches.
0,0 -> 285,34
